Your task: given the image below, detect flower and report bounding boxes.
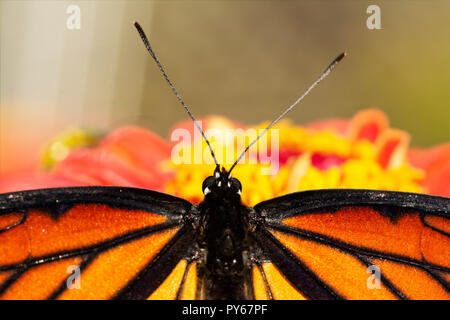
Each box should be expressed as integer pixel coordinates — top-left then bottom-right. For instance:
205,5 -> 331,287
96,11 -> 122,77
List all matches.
166,110 -> 434,205
0,127 -> 173,193
0,109 -> 448,205
408,143 -> 450,197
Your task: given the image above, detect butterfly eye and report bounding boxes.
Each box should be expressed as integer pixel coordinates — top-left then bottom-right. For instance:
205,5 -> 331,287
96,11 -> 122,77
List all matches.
230,178 -> 242,195
202,176 -> 216,195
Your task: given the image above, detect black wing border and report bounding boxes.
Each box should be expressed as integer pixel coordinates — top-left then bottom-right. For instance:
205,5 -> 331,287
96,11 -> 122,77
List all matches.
0,186 -> 192,219
254,189 -> 450,221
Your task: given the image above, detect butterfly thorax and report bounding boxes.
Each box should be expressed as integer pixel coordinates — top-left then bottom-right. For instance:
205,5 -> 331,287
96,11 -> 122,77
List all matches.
196,167 -> 253,299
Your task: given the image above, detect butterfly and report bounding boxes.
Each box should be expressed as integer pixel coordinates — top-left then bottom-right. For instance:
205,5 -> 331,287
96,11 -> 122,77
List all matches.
0,22 -> 448,300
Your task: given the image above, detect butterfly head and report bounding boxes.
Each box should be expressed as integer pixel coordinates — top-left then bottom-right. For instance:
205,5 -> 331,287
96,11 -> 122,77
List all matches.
202,166 -> 242,198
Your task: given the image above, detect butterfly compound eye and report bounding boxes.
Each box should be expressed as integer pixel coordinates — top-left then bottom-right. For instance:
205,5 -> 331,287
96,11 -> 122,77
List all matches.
202,176 -> 216,195
231,178 -> 242,195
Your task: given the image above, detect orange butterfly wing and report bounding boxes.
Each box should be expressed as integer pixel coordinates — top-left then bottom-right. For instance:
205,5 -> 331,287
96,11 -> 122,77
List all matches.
0,187 -> 195,300
3,187 -> 448,300
253,189 -> 450,300
147,259 -> 197,300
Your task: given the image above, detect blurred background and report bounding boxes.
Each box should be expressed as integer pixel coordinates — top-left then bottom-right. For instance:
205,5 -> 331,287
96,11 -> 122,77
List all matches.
1,0 -> 449,175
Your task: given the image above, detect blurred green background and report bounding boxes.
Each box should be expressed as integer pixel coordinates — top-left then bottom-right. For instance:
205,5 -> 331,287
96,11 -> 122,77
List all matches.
1,0 -> 449,174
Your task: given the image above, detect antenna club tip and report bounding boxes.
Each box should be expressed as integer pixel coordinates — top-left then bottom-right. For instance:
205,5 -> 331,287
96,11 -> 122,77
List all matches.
337,52 -> 347,61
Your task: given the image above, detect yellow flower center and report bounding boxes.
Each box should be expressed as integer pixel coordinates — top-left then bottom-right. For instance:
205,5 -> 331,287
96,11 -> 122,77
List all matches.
164,120 -> 424,206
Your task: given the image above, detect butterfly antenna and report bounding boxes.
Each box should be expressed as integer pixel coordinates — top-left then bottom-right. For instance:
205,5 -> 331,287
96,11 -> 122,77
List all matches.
134,22 -> 219,167
229,52 -> 346,173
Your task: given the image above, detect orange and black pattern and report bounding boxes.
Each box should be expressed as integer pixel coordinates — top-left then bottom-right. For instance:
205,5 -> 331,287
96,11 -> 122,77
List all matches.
0,187 -> 194,300
252,189 -> 450,300
0,187 -> 449,299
